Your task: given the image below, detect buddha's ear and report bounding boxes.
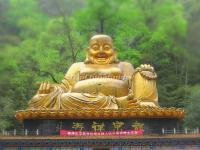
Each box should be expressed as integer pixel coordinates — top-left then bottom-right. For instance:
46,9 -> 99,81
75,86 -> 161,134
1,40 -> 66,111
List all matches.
112,50 -> 119,63
84,47 -> 90,63
84,54 -> 90,64
113,47 -> 118,53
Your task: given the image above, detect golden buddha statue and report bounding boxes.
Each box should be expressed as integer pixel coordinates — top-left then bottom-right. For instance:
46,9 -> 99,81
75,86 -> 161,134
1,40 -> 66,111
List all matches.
28,34 -> 158,110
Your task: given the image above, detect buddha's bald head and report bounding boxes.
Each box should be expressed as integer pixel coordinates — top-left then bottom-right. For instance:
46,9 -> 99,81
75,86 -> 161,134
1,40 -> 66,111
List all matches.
89,34 -> 113,46
86,34 -> 117,64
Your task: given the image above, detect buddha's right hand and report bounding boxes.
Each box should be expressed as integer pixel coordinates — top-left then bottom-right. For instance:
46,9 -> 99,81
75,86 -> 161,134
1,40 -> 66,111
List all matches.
37,82 -> 52,94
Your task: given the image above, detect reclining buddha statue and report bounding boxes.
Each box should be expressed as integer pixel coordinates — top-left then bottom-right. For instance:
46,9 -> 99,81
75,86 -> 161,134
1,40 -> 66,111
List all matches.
28,34 -> 158,110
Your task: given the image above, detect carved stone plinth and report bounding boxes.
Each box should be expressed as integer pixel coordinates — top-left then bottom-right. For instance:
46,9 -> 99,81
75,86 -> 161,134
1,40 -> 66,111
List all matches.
15,107 -> 184,135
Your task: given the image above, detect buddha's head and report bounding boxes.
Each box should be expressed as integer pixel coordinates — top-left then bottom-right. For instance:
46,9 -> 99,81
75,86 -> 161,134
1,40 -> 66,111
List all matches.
85,34 -> 118,64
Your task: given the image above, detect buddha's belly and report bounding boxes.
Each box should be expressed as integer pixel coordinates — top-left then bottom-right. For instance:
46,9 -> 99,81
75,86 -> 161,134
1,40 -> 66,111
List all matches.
71,78 -> 129,97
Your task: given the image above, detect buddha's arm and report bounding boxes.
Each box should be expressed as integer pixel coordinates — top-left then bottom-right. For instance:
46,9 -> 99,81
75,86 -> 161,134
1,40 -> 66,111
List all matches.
38,62 -> 81,93
60,62 -> 82,92
28,63 -> 82,109
132,64 -> 158,106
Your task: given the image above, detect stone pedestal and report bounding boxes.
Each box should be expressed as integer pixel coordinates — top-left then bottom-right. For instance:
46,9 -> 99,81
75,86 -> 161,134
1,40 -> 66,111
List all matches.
16,108 -> 184,135
24,118 -> 182,135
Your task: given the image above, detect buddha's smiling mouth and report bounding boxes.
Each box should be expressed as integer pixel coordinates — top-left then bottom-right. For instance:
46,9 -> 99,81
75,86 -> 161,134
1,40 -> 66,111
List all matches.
94,53 -> 110,63
95,57 -> 111,64
97,58 -> 108,62
96,53 -> 107,58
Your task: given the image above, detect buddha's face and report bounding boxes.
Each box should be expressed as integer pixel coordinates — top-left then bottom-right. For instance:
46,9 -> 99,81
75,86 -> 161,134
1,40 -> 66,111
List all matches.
87,35 -> 116,65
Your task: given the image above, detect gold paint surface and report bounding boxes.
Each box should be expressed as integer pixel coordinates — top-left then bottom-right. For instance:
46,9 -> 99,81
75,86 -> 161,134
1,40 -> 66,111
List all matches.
16,34 -> 184,120
15,107 -> 185,122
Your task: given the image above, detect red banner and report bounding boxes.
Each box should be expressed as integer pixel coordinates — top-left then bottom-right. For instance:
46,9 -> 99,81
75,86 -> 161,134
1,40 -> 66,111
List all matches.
60,130 -> 143,136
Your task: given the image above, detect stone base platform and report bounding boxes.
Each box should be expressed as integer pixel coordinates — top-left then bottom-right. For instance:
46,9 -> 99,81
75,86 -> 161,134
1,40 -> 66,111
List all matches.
24,118 -> 182,135
15,107 -> 184,135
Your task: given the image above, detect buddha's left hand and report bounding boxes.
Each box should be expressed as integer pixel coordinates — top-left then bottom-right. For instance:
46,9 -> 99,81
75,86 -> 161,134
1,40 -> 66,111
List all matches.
135,64 -> 157,79
138,64 -> 154,72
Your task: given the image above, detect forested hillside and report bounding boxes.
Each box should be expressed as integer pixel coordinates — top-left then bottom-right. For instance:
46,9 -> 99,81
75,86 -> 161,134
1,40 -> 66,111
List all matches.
0,0 -> 200,130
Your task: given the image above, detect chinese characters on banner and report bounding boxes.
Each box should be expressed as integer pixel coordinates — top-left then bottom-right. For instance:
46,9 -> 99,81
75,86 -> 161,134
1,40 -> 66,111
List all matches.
60,121 -> 144,136
60,130 -> 144,136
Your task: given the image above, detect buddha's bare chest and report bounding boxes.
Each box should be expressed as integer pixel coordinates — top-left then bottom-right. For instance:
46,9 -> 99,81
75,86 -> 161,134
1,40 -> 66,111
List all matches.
79,64 -> 123,80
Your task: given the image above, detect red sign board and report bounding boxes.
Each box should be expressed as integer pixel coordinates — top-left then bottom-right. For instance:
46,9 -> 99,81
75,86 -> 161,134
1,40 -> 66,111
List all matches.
60,130 -> 144,136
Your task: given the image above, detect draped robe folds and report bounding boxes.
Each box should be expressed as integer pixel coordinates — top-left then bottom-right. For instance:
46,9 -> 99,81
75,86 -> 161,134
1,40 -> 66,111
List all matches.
28,62 -> 158,110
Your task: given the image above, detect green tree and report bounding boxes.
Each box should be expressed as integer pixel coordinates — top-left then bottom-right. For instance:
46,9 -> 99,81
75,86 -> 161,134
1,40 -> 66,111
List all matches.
184,85 -> 200,128
0,0 -> 49,130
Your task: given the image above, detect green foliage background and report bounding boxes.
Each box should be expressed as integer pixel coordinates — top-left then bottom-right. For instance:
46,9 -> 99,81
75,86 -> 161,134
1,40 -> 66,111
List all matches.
0,0 -> 200,129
